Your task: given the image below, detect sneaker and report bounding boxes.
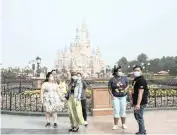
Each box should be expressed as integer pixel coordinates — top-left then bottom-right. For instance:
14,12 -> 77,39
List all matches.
122,124 -> 127,129
53,123 -> 57,128
84,121 -> 88,126
135,132 -> 146,134
45,123 -> 50,127
112,125 -> 118,130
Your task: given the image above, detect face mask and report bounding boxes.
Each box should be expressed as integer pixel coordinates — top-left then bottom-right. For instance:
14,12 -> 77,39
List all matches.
118,72 -> 123,76
134,71 -> 141,77
77,76 -> 81,80
49,76 -> 54,81
72,76 -> 78,82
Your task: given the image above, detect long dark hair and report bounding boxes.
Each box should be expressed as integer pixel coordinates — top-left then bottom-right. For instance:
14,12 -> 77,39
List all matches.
43,72 -> 52,83
112,65 -> 121,75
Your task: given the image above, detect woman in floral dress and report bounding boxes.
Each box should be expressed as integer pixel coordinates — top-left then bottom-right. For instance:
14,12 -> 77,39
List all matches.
40,72 -> 64,128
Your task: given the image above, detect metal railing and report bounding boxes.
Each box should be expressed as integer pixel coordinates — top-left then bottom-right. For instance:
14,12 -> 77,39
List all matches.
1,88 -> 177,113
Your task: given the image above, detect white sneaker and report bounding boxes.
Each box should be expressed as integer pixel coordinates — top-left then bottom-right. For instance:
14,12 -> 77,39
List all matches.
122,124 -> 127,129
112,125 -> 118,130
84,121 -> 88,126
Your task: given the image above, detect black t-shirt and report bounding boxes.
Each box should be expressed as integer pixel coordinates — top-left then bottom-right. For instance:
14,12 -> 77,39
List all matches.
132,76 -> 148,105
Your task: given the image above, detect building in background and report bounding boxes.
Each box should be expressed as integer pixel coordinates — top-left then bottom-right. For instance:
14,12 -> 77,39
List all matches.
55,19 -> 104,78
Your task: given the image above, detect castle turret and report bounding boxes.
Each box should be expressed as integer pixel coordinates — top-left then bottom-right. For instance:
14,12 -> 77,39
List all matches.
96,46 -> 101,57
80,18 -> 89,46
70,42 -> 73,52
74,26 -> 79,46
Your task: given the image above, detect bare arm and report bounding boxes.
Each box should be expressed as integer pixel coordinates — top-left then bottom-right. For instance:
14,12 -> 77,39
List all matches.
108,78 -> 114,98
108,87 -> 114,98
125,84 -> 129,92
137,89 -> 144,105
56,84 -> 63,99
124,77 -> 129,92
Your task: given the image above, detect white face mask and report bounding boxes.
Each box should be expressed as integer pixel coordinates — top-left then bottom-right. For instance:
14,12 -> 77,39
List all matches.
72,76 -> 78,80
49,76 -> 54,81
77,76 -> 81,80
118,72 -> 123,76
134,71 -> 141,77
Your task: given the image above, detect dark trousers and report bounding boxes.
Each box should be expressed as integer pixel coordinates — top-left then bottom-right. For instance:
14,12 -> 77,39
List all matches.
134,105 -> 146,134
81,99 -> 87,121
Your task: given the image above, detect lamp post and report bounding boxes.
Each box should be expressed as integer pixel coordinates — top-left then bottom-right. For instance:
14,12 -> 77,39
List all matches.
36,56 -> 41,77
141,62 -> 151,78
29,60 -> 36,77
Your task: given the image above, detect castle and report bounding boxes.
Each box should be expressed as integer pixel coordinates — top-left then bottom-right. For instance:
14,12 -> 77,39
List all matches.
55,20 -> 104,77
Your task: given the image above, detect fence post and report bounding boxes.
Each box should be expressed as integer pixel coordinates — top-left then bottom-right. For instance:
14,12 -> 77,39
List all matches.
42,105 -> 44,112
10,92 -> 12,111
154,89 -> 157,108
19,76 -> 22,93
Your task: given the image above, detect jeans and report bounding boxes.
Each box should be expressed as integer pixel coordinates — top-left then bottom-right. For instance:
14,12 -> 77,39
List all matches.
112,96 -> 127,118
134,105 -> 146,134
81,99 -> 87,121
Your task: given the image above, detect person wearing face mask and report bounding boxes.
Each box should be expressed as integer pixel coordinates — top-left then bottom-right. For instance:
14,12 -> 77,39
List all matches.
51,69 -> 58,84
132,65 -> 148,134
40,72 -> 64,128
67,72 -> 84,132
108,65 -> 129,130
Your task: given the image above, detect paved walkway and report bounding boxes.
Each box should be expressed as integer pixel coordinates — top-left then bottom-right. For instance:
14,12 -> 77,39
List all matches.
1,110 -> 177,134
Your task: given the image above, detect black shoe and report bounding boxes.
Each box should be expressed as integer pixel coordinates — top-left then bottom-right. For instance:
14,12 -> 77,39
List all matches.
135,132 -> 146,134
69,127 -> 74,132
45,123 -> 50,127
72,127 -> 79,132
53,123 -> 57,128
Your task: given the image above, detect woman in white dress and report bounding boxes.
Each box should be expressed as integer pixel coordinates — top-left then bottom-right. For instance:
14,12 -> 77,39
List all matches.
40,72 -> 64,128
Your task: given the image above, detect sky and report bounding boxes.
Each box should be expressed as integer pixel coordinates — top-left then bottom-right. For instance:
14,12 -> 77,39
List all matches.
1,0 -> 177,70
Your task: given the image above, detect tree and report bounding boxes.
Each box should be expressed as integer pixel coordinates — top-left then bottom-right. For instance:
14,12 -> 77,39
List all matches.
117,57 -> 129,73
137,53 -> 148,63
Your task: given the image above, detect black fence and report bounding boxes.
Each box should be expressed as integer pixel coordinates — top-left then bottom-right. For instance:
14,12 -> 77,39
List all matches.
1,88 -> 177,113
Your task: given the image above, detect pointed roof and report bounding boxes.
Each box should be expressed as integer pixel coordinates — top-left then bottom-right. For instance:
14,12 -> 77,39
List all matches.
74,26 -> 79,45
80,18 -> 88,44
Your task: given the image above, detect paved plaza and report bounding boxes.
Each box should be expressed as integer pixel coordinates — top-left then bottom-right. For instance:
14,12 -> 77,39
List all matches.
1,110 -> 177,134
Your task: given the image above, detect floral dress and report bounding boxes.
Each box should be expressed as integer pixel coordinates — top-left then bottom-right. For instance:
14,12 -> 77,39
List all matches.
43,82 -> 64,113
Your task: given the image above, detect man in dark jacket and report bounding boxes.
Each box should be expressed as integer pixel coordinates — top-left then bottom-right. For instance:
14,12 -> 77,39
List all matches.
77,72 -> 88,126
132,65 -> 148,134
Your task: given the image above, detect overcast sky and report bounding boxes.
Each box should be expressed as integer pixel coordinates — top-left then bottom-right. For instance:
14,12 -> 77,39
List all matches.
1,0 -> 177,70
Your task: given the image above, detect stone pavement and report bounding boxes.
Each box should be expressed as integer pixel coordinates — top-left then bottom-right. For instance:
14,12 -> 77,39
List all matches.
1,110 -> 177,134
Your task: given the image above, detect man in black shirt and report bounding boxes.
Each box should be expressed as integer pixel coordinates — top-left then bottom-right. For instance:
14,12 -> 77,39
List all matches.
132,65 -> 148,134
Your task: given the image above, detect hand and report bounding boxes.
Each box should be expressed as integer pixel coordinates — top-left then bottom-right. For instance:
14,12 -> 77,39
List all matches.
134,104 -> 140,110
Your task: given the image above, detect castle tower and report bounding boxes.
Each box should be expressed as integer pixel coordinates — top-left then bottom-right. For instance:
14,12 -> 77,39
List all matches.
96,46 -> 101,57
74,26 -> 79,46
80,18 -> 89,46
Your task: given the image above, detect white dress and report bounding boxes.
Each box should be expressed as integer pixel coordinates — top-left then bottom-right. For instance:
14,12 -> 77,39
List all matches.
43,82 -> 64,113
